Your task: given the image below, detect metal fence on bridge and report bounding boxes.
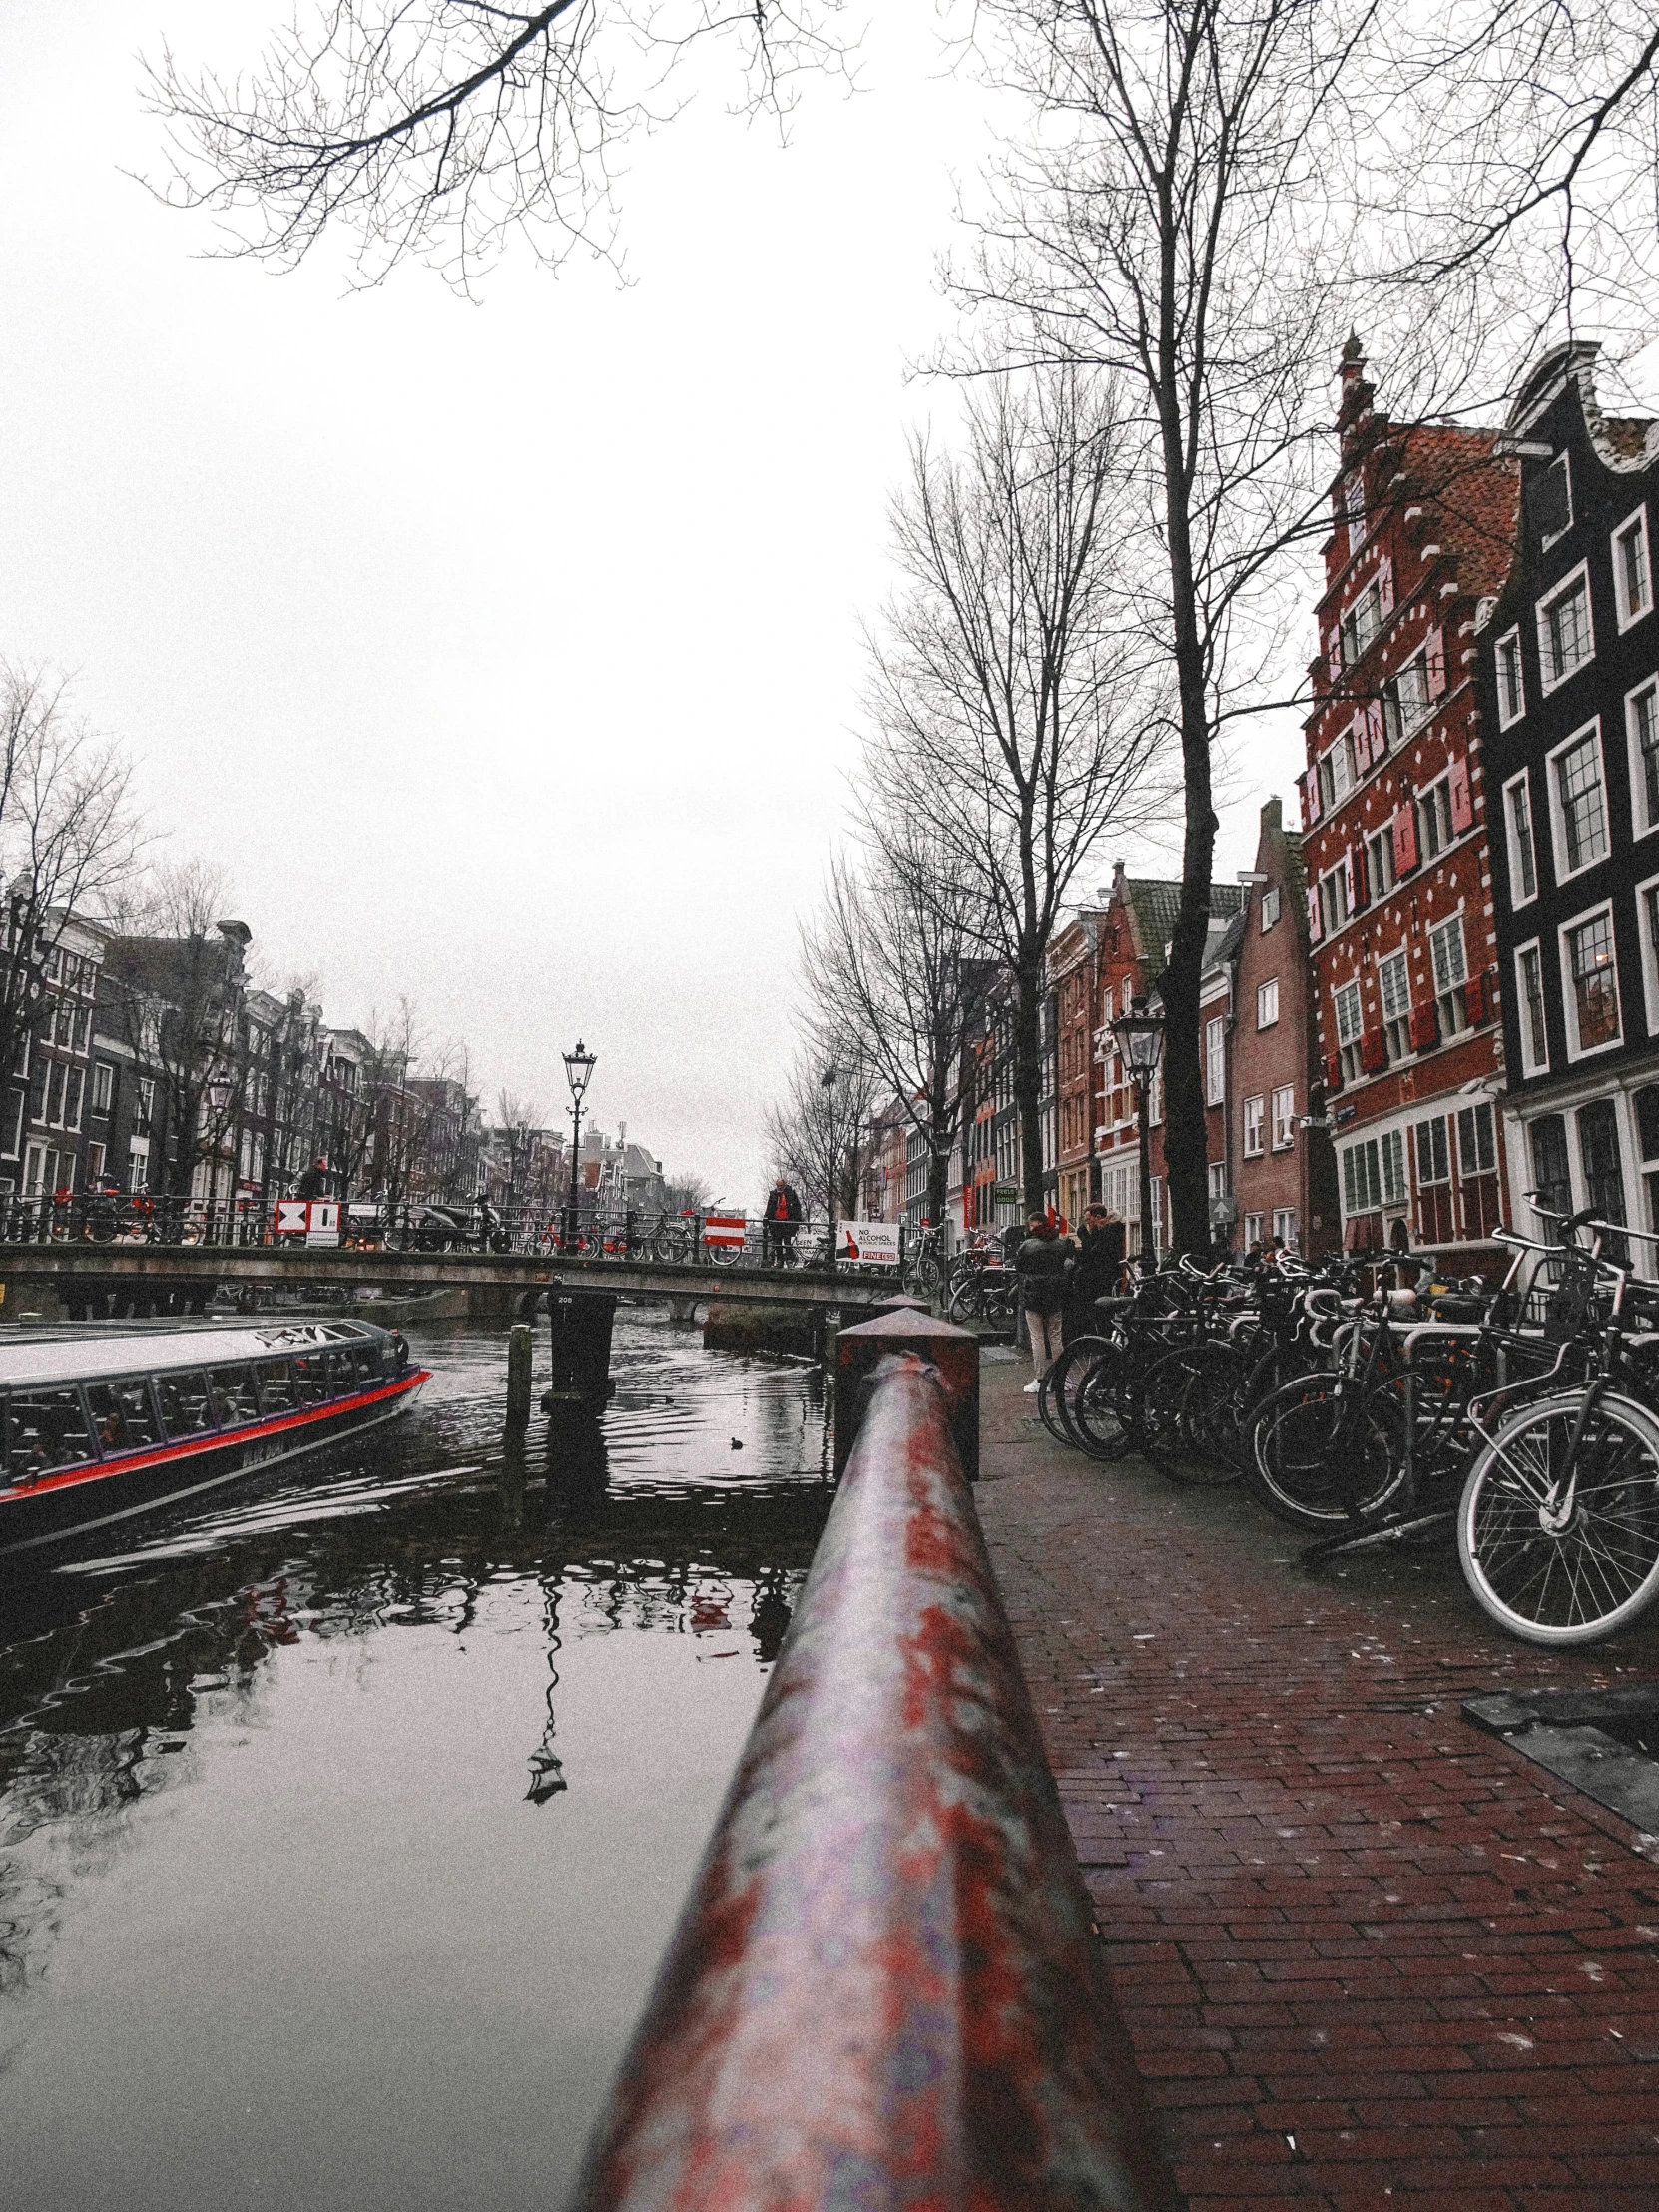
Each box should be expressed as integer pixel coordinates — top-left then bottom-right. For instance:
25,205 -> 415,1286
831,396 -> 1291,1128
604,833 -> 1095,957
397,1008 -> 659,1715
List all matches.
0,1192 -> 913,1277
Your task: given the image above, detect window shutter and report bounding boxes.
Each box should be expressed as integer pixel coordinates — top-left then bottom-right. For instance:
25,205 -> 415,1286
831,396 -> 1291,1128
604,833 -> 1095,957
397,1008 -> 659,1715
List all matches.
1361,1027 -> 1387,1074
1350,838 -> 1369,911
1307,886 -> 1323,943
1378,555 -> 1394,616
1298,768 -> 1321,827
1391,803 -> 1418,876
1351,710 -> 1369,770
1324,1051 -> 1344,1092
1447,753 -> 1473,832
1407,1003 -> 1440,1052
1342,848 -> 1357,913
1426,626 -> 1446,698
1366,698 -> 1385,763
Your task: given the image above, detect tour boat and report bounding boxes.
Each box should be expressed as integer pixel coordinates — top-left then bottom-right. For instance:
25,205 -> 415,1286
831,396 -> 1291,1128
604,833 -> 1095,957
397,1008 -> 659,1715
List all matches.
0,1318 -> 431,1561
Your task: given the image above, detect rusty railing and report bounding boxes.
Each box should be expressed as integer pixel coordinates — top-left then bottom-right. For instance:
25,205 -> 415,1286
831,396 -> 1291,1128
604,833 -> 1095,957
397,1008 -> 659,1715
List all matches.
570,1345 -> 1173,2212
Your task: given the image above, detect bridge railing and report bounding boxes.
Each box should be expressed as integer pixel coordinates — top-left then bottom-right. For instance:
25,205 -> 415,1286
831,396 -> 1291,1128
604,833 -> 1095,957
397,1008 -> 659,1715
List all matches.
569,1344 -> 1171,2211
0,1193 -> 908,1274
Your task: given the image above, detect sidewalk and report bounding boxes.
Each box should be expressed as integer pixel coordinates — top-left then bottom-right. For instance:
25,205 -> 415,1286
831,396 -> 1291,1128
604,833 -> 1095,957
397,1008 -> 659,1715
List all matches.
975,1351 -> 1659,2211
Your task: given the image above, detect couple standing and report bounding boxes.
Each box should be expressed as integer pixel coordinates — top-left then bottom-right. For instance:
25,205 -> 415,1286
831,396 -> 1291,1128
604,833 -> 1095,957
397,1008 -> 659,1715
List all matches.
1016,1207 -> 1124,1393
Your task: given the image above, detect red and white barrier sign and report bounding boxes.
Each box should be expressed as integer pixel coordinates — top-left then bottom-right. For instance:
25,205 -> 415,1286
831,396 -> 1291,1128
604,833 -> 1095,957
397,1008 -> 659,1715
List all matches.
276,1198 -> 341,1248
836,1220 -> 901,1267
702,1213 -> 748,1249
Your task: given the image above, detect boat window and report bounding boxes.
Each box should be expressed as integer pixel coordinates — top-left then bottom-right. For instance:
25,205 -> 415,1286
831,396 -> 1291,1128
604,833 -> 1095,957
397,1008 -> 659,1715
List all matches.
255,1360 -> 297,1413
7,1388 -> 98,1477
86,1380 -> 162,1453
157,1371 -> 217,1437
329,1345 -> 375,1392
211,1367 -> 261,1425
291,1353 -> 328,1405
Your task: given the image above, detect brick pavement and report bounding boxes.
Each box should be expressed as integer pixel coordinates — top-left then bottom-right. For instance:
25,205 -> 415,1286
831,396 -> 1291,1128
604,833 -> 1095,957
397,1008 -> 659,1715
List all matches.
974,1352 -> 1659,2211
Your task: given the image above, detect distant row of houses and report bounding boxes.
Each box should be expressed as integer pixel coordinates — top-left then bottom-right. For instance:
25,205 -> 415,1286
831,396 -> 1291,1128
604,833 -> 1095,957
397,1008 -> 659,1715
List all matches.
1,911 -> 667,1220
863,338 -> 1659,1274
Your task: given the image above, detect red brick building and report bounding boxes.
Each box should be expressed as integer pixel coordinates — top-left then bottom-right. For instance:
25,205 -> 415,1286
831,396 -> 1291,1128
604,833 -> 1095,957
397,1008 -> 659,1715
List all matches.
1231,797 -> 1340,1254
1092,868 -> 1245,1253
1301,341 -> 1520,1258
1049,905 -> 1108,1227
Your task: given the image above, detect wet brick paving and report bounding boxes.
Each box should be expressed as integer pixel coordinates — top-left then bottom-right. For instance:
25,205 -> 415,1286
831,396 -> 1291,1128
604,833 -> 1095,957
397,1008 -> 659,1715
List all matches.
974,1354 -> 1659,2210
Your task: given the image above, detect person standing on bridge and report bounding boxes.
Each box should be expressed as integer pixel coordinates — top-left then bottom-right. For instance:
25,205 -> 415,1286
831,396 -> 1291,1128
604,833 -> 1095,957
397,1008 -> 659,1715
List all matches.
762,1175 -> 802,1266
296,1157 -> 328,1202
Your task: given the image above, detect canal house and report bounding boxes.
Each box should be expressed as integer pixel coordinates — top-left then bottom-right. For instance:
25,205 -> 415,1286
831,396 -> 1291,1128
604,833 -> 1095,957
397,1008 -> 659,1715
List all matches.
1477,342 -> 1659,1257
1301,340 -> 1520,1261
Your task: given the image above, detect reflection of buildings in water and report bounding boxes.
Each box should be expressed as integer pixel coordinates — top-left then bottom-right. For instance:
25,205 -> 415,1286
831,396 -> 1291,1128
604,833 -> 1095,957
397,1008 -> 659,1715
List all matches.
0,1359 -> 832,1989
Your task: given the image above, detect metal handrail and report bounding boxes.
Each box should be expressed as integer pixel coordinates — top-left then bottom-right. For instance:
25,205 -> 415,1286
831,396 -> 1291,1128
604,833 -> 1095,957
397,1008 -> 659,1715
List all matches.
569,1352 -> 1173,2212
0,1194 -> 907,1271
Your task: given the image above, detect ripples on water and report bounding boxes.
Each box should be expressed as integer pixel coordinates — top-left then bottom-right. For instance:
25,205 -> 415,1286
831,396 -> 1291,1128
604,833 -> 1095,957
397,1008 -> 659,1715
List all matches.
0,1312 -> 834,2212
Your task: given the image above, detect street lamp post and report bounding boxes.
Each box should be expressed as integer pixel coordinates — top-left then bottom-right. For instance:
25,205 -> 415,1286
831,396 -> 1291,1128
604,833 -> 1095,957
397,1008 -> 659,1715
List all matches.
562,1039 -> 596,1249
1110,999 -> 1166,1269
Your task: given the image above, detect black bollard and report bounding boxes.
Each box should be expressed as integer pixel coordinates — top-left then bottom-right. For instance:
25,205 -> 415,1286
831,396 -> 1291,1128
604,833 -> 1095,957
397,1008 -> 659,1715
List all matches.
540,1290 -> 619,1413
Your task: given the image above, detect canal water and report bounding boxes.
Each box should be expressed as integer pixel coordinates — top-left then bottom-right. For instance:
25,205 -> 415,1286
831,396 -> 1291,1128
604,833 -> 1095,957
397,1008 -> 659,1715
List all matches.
0,1313 -> 834,2212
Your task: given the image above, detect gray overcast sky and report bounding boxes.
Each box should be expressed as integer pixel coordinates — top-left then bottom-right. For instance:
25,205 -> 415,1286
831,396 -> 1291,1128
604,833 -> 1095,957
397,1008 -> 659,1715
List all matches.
0,4 -> 1302,1206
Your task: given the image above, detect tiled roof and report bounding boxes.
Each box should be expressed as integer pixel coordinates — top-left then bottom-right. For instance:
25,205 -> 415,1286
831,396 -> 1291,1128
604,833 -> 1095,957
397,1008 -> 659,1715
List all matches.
1121,878 -> 1246,965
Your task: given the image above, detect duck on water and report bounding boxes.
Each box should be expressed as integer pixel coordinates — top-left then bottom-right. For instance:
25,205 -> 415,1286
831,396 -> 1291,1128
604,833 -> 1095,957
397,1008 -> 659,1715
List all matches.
0,1317 -> 430,1561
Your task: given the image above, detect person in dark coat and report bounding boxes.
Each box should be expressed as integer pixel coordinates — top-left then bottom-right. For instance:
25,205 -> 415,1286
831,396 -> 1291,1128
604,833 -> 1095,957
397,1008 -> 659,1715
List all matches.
761,1176 -> 802,1265
296,1157 -> 328,1202
1016,1214 -> 1072,1391
1065,1203 -> 1126,1337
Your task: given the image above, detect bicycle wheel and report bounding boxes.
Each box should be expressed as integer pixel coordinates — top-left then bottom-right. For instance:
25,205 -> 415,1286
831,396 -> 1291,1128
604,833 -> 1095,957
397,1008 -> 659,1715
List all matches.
1068,1344 -> 1137,1460
1457,1389 -> 1659,1646
1138,1343 -> 1249,1485
1038,1334 -> 1111,1446
947,1276 -> 984,1325
1248,1375 -> 1407,1530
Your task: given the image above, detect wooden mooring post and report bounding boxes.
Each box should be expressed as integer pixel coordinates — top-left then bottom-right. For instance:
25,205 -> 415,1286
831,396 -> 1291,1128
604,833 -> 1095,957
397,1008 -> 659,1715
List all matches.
506,1323 -> 533,1427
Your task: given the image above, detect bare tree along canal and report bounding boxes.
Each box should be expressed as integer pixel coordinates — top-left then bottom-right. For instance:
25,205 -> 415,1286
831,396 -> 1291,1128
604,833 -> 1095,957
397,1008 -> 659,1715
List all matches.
0,1312 -> 833,2211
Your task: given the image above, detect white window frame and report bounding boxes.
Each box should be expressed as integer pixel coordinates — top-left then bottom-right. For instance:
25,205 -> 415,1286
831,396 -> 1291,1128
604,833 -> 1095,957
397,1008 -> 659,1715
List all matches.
1256,977 -> 1280,1029
1558,897 -> 1624,1062
1636,868 -> 1659,1039
1364,824 -> 1394,902
1260,886 -> 1280,932
1378,945 -> 1412,1060
1540,450 -> 1574,550
1545,716 -> 1610,887
1417,775 -> 1455,863
1537,559 -> 1595,694
1271,1085 -> 1295,1151
1612,502 -> 1653,632
1382,1127 -> 1408,1208
1513,936 -> 1550,1076
1495,626 -> 1525,728
1625,676 -> 1659,841
1244,1211 -> 1265,1247
1272,1206 -> 1299,1250
1428,913 -> 1469,1040
1502,769 -> 1539,908
1204,1015 -> 1226,1107
1243,1095 -> 1265,1158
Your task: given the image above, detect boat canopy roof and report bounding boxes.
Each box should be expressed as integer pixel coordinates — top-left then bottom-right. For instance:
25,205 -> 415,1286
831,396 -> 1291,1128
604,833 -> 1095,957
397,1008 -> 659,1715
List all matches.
0,1319 -> 386,1391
